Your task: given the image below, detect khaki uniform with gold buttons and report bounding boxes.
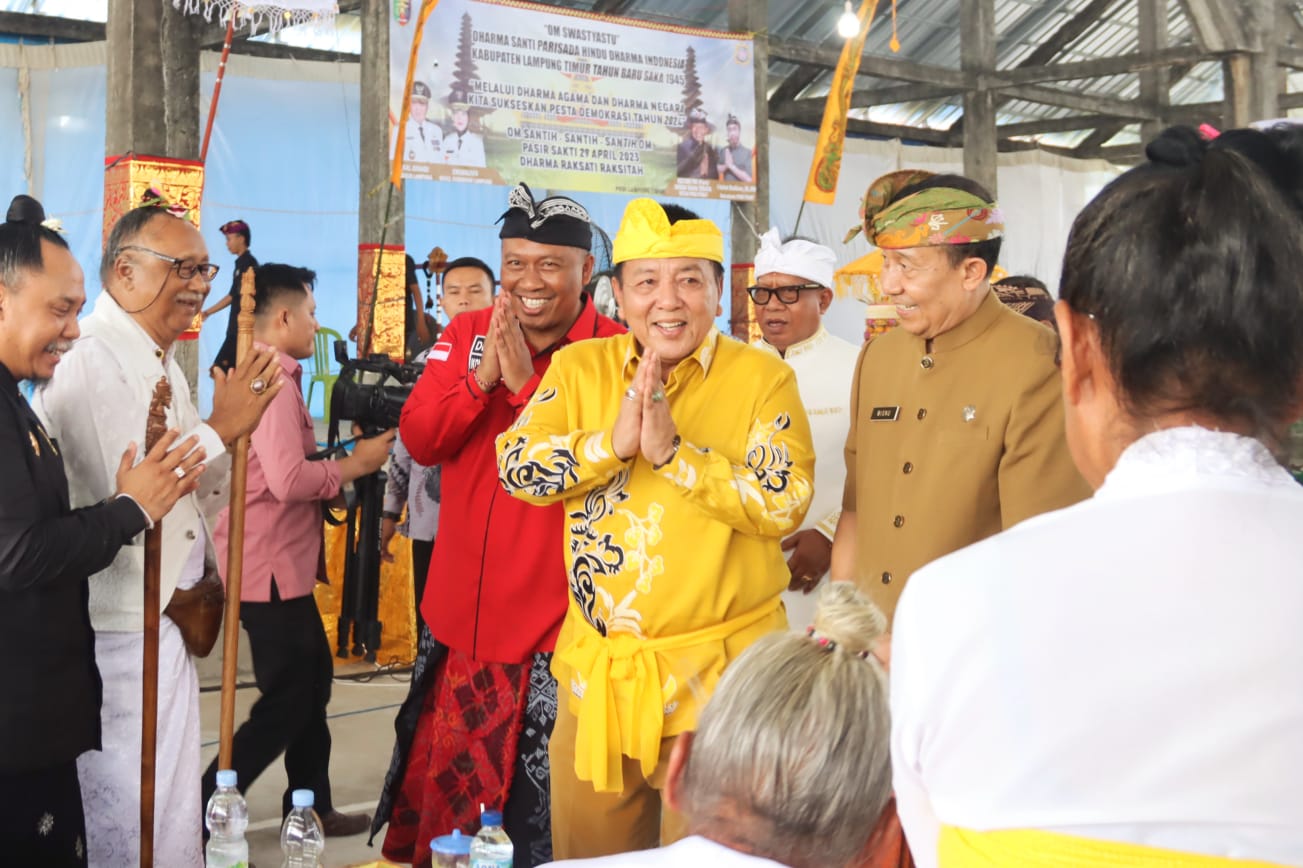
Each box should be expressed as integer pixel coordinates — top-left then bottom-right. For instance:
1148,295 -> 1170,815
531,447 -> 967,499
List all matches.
843,291 -> 1090,622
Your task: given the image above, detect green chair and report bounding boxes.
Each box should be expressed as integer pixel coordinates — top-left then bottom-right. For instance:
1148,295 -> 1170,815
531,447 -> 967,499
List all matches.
306,327 -> 343,419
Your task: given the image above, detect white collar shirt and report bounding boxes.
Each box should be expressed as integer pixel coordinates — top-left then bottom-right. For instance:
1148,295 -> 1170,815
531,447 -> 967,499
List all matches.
35,290 -> 231,631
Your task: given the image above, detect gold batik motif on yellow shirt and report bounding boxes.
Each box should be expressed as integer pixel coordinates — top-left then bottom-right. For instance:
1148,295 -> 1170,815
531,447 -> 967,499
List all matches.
496,329 -> 815,792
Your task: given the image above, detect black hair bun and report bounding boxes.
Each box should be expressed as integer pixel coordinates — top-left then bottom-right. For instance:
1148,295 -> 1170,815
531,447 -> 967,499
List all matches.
1144,125 -> 1207,168
6,194 -> 46,226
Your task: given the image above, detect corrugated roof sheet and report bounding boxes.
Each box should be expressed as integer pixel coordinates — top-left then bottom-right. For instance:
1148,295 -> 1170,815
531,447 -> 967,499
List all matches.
4,0 -> 1300,153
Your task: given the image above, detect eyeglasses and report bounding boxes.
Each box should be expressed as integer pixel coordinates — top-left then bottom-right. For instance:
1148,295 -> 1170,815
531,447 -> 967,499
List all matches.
118,245 -> 221,282
747,283 -> 823,305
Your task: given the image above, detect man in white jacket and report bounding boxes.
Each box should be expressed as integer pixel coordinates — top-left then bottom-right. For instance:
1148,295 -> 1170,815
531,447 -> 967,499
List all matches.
749,229 -> 860,631
37,205 -> 281,866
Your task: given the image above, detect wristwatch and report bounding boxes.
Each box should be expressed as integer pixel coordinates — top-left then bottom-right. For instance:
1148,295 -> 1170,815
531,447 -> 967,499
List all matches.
652,435 -> 681,470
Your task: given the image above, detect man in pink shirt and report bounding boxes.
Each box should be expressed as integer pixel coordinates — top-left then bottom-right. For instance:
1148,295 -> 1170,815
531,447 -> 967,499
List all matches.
204,263 -> 394,835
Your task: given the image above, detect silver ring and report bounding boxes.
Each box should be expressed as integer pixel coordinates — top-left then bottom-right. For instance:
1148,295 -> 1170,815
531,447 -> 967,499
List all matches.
624,387 -> 639,401
174,467 -> 186,480
249,377 -> 267,395
651,389 -> 666,403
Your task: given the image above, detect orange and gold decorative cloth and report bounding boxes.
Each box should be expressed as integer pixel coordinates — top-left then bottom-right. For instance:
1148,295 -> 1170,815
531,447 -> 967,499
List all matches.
103,154 -> 206,338
356,244 -> 407,362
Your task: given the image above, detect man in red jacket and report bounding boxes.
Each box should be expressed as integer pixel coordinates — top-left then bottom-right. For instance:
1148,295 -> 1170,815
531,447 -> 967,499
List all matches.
375,183 -> 624,868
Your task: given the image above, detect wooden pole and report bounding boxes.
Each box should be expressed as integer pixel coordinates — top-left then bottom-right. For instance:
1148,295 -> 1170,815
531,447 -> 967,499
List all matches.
140,377 -> 173,868
218,266 -> 257,767
199,9 -> 238,163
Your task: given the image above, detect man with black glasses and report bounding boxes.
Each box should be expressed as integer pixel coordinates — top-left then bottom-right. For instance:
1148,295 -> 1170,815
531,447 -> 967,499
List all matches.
37,203 -> 281,866
749,228 -> 860,631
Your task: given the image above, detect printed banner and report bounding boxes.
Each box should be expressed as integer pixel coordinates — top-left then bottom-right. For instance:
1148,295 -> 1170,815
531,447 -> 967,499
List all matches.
390,0 -> 757,201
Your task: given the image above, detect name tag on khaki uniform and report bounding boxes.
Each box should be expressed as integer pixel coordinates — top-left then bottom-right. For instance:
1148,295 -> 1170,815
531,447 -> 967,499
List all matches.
870,406 -> 900,421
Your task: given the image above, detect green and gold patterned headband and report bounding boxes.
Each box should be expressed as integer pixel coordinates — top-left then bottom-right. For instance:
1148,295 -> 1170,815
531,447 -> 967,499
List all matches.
845,170 -> 1004,249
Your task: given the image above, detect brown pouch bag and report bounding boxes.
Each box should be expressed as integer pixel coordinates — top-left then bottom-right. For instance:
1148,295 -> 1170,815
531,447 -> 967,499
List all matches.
163,567 -> 225,658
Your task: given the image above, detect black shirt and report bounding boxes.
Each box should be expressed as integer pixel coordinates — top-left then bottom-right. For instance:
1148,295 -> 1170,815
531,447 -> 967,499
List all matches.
0,363 -> 148,771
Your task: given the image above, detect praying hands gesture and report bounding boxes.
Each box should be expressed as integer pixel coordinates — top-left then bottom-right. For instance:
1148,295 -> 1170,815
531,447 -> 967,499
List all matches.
475,295 -> 534,394
612,350 -> 678,466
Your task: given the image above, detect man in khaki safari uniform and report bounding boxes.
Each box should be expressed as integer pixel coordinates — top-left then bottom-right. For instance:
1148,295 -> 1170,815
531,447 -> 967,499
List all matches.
831,170 -> 1090,645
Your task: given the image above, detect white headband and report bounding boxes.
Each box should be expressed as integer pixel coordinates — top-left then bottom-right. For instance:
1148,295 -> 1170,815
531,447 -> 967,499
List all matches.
753,227 -> 836,289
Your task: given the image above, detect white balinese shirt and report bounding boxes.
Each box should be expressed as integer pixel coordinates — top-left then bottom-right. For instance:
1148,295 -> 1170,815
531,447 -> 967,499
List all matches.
35,290 -> 231,632
891,426 -> 1303,868
545,835 -> 788,867
754,326 -> 860,630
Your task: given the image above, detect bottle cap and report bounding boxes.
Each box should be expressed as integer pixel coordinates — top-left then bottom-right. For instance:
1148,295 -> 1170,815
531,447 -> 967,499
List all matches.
480,808 -> 503,827
291,789 -> 315,808
430,829 -> 472,855
216,769 -> 238,788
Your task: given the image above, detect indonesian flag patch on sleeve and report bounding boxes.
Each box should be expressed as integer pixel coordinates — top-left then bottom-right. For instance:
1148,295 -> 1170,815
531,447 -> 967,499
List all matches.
430,340 -> 453,362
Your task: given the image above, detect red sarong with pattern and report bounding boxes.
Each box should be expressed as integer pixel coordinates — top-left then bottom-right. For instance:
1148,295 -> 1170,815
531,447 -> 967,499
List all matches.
381,647 -> 529,867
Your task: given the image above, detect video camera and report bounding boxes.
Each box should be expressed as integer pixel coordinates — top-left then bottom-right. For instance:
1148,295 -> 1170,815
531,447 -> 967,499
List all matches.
320,340 -> 424,663
327,340 -> 422,442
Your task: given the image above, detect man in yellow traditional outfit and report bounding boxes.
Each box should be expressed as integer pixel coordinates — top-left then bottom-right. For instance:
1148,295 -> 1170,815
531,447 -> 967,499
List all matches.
831,171 -> 1089,648
496,199 -> 815,860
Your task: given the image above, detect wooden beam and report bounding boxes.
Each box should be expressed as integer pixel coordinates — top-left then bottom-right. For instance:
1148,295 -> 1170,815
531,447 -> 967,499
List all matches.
850,81 -> 963,106
962,0 -> 998,194
1099,142 -> 1146,163
1223,0 -> 1279,125
0,10 -> 104,42
1002,83 -> 1154,119
770,104 -> 953,146
1177,0 -> 1255,53
767,65 -> 824,115
1277,45 -> 1303,70
950,0 -> 1122,136
1138,0 -> 1170,144
996,45 -> 1205,86
1017,0 -> 1122,69
768,37 -> 968,88
998,114 -> 1135,137
784,83 -> 960,124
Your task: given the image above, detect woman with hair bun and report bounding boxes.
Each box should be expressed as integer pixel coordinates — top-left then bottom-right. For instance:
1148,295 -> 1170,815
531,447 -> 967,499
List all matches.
891,125 -> 1303,868
546,582 -> 893,868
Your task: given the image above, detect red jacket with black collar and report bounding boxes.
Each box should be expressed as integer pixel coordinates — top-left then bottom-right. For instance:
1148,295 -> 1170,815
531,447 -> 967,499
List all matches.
399,296 -> 624,663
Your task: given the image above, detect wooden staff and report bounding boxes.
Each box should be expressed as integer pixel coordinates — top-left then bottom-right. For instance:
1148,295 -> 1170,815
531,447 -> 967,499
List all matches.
219,266 -> 257,768
140,377 -> 172,868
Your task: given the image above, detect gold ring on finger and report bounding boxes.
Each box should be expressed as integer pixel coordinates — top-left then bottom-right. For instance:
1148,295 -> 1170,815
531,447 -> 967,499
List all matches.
250,377 -> 268,395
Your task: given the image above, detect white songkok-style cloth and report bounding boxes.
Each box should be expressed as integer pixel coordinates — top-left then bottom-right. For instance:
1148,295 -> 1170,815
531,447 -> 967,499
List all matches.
753,227 -> 837,289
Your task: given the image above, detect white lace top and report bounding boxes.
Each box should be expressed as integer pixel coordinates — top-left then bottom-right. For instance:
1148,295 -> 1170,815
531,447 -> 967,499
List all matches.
891,426 -> 1303,868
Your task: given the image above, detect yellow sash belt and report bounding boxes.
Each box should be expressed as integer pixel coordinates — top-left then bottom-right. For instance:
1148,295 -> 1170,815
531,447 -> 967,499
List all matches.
940,826 -> 1288,867
557,598 -> 781,793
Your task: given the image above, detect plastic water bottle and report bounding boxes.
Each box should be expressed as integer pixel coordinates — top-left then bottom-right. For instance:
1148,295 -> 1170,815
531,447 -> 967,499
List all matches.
280,789 -> 325,868
205,769 -> 249,868
470,808 -> 513,868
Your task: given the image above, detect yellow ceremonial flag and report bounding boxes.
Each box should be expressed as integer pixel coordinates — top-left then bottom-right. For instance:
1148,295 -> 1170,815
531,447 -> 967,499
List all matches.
391,0 -> 442,188
803,0 -> 882,206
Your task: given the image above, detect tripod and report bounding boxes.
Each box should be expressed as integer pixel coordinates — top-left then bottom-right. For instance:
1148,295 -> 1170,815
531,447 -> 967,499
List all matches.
336,469 -> 386,662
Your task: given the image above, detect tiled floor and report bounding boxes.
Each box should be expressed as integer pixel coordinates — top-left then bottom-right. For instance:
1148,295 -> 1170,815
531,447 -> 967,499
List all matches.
197,634 -> 410,867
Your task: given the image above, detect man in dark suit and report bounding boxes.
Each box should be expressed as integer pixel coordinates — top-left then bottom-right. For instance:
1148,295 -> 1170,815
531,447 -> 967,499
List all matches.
0,195 -> 202,866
